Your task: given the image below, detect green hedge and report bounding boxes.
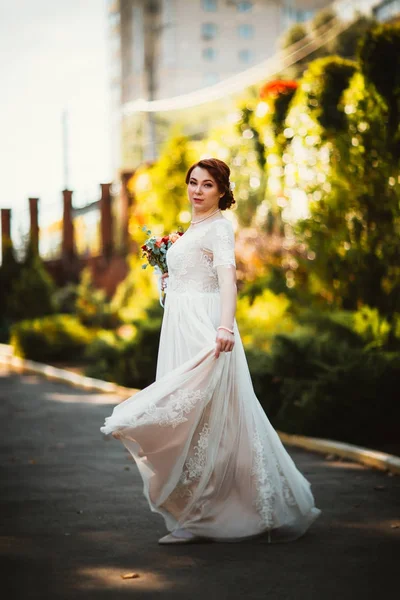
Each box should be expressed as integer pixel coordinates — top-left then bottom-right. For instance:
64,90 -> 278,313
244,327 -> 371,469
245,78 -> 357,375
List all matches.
11,314 -> 93,362
358,23 -> 400,155
75,268 -> 120,329
0,242 -> 21,334
8,248 -> 56,321
84,302 -> 163,388
301,55 -> 357,134
246,330 -> 400,448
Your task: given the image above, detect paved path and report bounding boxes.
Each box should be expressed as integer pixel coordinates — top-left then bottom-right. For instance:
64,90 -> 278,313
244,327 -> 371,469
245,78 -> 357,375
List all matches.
1,366 -> 399,600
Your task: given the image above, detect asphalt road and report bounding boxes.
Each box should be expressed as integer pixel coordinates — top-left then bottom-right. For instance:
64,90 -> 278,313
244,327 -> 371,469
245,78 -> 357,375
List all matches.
1,365 -> 399,600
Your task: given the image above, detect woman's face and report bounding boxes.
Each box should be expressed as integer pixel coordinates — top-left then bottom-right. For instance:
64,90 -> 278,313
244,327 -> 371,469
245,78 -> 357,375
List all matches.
187,167 -> 223,213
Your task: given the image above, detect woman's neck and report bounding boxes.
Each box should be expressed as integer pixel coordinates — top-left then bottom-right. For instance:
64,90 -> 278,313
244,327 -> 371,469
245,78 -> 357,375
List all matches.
191,207 -> 221,224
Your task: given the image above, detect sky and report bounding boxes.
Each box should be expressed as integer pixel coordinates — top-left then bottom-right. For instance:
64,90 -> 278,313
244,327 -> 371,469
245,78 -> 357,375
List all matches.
0,0 -> 112,239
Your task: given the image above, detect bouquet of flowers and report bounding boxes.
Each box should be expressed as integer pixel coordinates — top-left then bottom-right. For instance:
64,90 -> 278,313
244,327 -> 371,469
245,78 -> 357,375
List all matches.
141,227 -> 183,273
140,227 -> 184,305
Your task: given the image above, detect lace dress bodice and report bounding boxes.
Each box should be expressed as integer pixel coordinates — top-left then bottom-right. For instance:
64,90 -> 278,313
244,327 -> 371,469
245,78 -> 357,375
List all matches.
166,217 -> 236,294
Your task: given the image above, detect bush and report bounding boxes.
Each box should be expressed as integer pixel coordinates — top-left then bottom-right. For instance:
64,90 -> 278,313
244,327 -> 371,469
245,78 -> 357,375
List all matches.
7,244 -> 55,321
249,329 -> 400,448
52,283 -> 78,314
75,268 -> 120,329
358,23 -> 400,155
245,347 -> 282,420
236,289 -> 295,351
331,15 -> 376,60
85,301 -> 163,388
291,63 -> 400,319
301,56 -> 357,134
282,23 -> 308,51
11,314 -> 93,362
0,241 -> 21,341
110,254 -> 159,322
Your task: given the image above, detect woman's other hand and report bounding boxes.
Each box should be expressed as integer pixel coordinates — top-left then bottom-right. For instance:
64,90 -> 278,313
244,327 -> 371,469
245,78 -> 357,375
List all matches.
161,272 -> 169,291
215,329 -> 235,358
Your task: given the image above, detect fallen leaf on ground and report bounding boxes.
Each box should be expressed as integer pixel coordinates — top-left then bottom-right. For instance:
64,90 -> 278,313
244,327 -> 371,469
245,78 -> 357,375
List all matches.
373,485 -> 385,491
121,573 -> 140,580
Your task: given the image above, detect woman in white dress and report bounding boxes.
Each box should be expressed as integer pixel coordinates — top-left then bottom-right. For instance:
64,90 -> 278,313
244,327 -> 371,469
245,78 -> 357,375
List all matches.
100,158 -> 321,545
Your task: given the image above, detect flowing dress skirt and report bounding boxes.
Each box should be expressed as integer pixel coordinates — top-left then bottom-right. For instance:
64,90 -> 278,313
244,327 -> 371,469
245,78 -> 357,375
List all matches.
101,289 -> 321,542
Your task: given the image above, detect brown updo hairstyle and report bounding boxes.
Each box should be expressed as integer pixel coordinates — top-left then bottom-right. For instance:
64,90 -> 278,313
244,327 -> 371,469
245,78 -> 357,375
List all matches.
185,158 -> 236,210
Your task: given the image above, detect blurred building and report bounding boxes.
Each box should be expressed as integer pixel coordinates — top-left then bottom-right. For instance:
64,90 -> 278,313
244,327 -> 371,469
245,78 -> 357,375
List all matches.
372,0 -> 400,22
106,0 -> 331,168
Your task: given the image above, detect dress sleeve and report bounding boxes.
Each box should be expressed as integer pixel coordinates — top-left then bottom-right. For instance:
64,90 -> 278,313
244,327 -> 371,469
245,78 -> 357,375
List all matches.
206,219 -> 236,269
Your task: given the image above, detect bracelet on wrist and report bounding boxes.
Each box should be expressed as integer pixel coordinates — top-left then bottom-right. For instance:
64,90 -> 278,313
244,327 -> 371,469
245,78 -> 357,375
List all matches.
217,326 -> 234,335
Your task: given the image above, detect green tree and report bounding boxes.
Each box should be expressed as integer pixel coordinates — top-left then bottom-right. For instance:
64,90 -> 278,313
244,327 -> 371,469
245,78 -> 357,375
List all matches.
358,23 -> 400,157
330,15 -> 376,60
8,240 -> 56,321
282,23 -> 308,50
310,7 -> 336,32
75,267 -> 119,329
0,240 -> 21,339
129,130 -> 196,234
293,34 -> 400,336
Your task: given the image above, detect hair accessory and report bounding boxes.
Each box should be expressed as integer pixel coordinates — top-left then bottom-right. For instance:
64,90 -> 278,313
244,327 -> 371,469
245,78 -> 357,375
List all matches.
217,326 -> 234,335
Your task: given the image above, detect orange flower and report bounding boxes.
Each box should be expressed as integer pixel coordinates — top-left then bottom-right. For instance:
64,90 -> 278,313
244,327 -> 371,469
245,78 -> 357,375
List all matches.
155,237 -> 163,247
260,79 -> 298,99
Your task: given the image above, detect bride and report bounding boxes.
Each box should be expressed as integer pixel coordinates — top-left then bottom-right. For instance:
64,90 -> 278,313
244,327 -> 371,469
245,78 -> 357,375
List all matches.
100,158 -> 321,545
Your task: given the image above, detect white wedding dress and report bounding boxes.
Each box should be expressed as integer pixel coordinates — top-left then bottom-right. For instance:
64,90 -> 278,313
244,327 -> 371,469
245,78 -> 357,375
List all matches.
101,216 -> 321,542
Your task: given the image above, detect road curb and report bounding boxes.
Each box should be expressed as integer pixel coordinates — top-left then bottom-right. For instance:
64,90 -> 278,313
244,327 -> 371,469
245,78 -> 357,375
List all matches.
0,344 -> 138,397
277,431 -> 400,476
1,345 -> 398,475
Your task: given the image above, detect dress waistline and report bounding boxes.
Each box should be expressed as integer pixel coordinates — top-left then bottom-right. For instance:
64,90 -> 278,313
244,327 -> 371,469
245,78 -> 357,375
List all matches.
166,290 -> 220,298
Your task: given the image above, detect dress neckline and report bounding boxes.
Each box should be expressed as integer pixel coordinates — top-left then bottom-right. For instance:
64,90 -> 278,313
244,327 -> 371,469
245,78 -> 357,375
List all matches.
171,216 -> 227,250
187,215 -> 226,233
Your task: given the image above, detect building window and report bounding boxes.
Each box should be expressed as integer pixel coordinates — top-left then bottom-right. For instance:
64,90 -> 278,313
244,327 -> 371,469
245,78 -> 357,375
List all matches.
237,1 -> 252,12
202,0 -> 217,11
238,24 -> 254,39
374,0 -> 400,23
238,48 -> 254,63
283,5 -> 315,23
204,72 -> 219,86
202,22 -> 218,40
203,47 -> 217,61
295,9 -> 314,23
